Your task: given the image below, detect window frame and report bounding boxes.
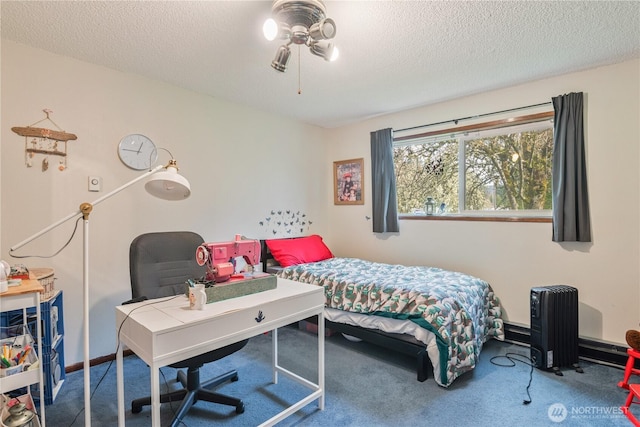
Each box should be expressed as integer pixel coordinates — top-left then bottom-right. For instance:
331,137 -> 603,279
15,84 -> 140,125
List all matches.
393,111 -> 554,222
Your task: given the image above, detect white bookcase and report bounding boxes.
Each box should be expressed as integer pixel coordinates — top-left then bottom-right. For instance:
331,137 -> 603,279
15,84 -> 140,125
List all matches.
0,281 -> 45,426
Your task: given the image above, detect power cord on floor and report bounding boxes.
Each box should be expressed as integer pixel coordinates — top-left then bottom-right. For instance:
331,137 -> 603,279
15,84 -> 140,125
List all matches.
490,352 -> 534,405
65,295 -> 181,426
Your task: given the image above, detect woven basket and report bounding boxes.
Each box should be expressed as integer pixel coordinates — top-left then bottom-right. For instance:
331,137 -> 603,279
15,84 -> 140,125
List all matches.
29,268 -> 55,301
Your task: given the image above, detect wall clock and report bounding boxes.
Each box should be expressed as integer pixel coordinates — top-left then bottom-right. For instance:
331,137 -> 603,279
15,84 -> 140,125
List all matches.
117,134 -> 158,170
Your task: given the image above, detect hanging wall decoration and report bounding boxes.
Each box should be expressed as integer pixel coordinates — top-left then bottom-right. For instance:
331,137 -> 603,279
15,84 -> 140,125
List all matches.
259,209 -> 313,237
12,109 -> 78,171
333,158 -> 364,205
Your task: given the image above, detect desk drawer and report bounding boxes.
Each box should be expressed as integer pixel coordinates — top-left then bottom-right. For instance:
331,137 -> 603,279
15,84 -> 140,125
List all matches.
155,289 -> 322,363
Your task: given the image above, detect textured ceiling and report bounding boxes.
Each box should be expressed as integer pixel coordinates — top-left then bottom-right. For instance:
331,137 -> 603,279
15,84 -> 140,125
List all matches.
2,1 -> 639,128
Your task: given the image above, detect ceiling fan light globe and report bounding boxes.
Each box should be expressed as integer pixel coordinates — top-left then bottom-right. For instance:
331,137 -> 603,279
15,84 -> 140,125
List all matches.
310,40 -> 336,61
271,45 -> 291,72
263,18 -> 278,41
309,18 -> 336,40
330,45 -> 339,62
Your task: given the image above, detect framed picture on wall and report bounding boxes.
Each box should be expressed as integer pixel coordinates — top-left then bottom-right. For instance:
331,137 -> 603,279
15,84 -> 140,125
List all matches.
333,158 -> 364,205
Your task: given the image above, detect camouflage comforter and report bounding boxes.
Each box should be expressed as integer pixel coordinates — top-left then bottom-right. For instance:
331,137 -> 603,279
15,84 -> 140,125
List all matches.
278,257 -> 504,386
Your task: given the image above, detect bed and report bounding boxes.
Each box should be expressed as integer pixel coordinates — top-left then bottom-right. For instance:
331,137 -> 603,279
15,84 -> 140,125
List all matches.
260,235 -> 504,387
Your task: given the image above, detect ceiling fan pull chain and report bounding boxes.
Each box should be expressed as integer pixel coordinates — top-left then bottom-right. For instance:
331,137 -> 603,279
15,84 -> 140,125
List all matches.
297,45 -> 302,95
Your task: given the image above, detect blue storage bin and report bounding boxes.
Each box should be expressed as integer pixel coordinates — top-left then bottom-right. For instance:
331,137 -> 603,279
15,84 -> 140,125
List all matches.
1,290 -> 65,405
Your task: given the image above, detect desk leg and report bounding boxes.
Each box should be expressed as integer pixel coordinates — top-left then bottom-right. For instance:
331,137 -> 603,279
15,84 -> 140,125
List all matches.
318,311 -> 325,410
151,364 -> 161,427
272,328 -> 278,384
116,343 -> 124,427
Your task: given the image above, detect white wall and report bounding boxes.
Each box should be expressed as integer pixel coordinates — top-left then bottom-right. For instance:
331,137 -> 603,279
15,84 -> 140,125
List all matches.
1,41 -> 330,365
326,59 -> 640,345
2,39 -> 638,366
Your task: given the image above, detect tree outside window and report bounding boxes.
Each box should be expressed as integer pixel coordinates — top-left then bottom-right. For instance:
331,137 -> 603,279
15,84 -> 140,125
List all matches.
393,118 -> 553,217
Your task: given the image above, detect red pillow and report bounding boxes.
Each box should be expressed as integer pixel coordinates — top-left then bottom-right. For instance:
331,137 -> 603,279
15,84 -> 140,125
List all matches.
265,235 -> 333,267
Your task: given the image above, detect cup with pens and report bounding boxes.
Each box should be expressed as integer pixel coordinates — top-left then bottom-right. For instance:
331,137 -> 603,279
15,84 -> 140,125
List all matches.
0,325 -> 38,377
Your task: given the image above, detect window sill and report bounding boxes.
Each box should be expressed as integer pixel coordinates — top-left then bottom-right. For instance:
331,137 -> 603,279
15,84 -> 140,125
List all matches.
399,214 -> 551,223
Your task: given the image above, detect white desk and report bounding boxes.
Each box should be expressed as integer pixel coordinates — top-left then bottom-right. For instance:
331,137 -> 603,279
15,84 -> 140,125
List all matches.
116,278 -> 325,427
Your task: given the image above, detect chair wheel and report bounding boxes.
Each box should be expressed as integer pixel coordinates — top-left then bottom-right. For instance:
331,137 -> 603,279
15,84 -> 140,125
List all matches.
131,404 -> 142,414
235,402 -> 245,414
231,373 -> 239,382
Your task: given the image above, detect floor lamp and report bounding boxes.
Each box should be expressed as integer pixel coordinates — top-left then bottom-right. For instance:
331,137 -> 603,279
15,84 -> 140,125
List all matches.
10,157 -> 191,427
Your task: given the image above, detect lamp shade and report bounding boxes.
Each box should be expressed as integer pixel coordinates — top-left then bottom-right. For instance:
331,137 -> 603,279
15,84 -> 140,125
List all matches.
145,161 -> 191,200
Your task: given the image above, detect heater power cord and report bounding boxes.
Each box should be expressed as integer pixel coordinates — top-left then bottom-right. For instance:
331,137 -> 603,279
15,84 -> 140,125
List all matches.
490,352 -> 535,405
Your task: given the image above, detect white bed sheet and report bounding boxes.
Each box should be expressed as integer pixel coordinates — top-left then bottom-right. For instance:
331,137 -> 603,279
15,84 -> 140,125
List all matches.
325,307 -> 442,384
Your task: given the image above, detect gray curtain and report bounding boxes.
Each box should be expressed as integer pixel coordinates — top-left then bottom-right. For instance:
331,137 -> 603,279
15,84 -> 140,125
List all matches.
370,128 -> 399,233
551,92 -> 592,242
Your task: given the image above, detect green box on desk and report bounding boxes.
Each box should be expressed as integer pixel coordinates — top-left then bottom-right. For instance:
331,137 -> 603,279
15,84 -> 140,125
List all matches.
196,273 -> 277,303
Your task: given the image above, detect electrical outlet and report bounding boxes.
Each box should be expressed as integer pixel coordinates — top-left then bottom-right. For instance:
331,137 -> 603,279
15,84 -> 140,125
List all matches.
88,176 -> 102,192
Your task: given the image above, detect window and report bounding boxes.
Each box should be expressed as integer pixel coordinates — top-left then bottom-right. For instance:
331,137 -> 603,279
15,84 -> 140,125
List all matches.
393,113 -> 553,219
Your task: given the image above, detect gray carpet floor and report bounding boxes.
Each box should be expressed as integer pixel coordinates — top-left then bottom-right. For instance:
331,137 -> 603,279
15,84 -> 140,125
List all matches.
38,325 -> 631,426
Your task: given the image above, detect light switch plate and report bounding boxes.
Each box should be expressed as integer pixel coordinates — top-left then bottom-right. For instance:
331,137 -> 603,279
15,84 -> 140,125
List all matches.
88,176 -> 102,192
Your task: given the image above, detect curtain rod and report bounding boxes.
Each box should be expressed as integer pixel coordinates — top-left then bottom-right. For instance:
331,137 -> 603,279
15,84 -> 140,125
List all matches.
394,101 -> 552,133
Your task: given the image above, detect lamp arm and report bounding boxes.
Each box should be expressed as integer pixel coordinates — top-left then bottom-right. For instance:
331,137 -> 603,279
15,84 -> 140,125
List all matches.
10,164 -> 164,253
82,164 -> 163,212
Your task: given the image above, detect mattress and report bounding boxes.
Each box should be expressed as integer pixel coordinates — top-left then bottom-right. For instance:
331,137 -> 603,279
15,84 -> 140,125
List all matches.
278,257 -> 504,386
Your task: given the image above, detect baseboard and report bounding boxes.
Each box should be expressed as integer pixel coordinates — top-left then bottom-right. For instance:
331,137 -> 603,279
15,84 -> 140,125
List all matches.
504,322 -> 531,344
65,349 -> 135,373
504,321 -> 630,369
67,323 -> 632,373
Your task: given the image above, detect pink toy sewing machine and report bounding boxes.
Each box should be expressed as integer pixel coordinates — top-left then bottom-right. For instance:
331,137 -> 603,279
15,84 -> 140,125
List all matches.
195,236 -> 261,282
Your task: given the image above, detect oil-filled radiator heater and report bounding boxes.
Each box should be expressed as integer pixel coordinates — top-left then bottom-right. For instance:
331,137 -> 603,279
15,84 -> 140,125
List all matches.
530,285 -> 583,375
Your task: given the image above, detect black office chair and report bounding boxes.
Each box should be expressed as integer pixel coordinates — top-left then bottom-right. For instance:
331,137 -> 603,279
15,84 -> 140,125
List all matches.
127,231 -> 247,427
